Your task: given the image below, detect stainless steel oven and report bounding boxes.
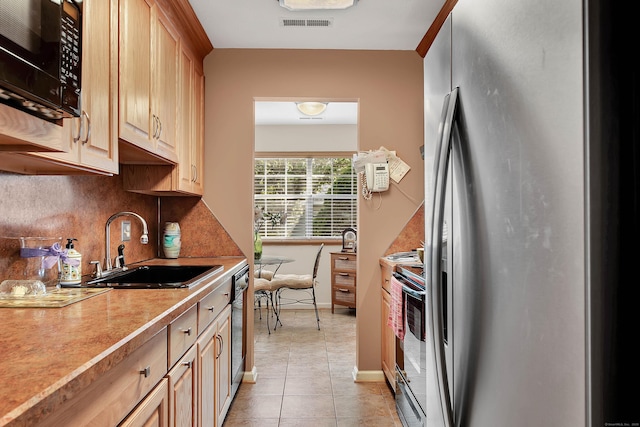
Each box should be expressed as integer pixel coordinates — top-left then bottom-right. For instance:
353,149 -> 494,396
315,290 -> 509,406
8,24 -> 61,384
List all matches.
394,267 -> 427,427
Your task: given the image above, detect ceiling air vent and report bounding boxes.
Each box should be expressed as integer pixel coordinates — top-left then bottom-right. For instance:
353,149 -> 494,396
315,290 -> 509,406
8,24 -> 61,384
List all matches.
280,18 -> 333,27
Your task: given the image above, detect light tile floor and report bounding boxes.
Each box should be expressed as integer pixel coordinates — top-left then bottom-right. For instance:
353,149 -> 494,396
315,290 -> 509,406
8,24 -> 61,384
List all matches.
223,307 -> 402,426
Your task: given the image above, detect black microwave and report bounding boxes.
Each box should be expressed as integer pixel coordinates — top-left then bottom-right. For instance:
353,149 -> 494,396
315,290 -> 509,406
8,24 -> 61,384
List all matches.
0,0 -> 82,123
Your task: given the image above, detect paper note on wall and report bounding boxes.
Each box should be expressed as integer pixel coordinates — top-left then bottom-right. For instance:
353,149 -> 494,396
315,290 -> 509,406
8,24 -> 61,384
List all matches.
380,146 -> 410,183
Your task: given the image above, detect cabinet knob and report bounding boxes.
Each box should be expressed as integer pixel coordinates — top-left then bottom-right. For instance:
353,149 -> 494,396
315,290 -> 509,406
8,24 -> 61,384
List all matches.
139,366 -> 151,378
207,306 -> 215,312
183,361 -> 193,369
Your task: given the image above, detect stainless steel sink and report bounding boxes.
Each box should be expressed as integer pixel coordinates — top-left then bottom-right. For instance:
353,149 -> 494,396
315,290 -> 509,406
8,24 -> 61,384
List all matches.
84,265 -> 224,289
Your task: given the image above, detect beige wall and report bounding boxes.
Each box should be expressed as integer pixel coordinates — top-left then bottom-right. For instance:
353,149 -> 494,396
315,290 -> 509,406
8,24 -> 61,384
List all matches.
255,124 -> 358,152
202,49 -> 425,379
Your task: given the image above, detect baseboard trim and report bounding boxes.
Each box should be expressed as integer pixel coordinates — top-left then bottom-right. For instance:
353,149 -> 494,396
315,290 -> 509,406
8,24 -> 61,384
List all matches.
352,365 -> 386,382
242,366 -> 258,383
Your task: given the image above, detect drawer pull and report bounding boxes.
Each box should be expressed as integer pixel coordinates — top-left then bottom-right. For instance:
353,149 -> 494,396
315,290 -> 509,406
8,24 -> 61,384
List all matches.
339,272 -> 350,276
182,327 -> 192,336
338,288 -> 351,293
183,361 -> 193,369
207,306 -> 215,312
139,366 -> 151,378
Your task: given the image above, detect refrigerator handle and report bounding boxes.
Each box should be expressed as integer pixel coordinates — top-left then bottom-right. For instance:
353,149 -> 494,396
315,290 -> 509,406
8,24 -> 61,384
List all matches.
427,87 -> 459,427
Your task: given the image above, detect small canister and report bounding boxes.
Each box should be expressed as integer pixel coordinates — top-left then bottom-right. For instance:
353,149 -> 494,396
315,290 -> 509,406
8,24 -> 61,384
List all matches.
163,222 -> 181,259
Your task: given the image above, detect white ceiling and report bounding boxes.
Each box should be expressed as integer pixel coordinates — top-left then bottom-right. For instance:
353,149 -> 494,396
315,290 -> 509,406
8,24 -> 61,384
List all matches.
188,0 -> 443,51
188,0 -> 444,125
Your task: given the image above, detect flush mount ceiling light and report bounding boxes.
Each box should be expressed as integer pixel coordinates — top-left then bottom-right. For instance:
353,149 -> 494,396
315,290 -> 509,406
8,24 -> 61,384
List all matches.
278,0 -> 357,11
296,102 -> 328,116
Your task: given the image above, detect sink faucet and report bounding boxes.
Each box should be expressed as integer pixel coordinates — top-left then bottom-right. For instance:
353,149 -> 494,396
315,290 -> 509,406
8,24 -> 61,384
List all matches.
104,211 -> 149,273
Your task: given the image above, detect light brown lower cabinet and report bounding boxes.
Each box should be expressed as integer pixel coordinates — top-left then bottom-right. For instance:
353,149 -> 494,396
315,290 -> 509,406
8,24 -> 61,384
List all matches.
380,261 -> 397,391
167,345 -> 198,427
120,378 -> 169,427
38,328 -> 168,427
197,304 -> 232,427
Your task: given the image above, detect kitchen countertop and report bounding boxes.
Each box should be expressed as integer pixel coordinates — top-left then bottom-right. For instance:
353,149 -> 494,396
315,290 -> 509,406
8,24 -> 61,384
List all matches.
0,256 -> 246,427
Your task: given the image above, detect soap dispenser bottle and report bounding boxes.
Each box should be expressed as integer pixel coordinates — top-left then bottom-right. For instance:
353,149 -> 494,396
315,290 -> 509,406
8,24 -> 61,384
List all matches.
60,238 -> 82,285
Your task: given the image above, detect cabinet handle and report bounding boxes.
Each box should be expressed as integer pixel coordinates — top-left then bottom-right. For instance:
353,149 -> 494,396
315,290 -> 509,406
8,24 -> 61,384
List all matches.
139,366 -> 151,378
216,334 -> 223,358
207,306 -> 215,312
72,115 -> 82,143
80,110 -> 91,144
183,361 -> 193,369
182,327 -> 192,336
157,117 -> 162,139
338,288 -> 351,293
152,114 -> 157,139
339,272 -> 350,276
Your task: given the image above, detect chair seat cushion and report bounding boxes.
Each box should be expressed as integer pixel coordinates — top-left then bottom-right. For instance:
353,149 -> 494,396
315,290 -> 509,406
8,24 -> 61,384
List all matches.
254,278 -> 279,292
269,274 -> 314,289
255,269 -> 274,280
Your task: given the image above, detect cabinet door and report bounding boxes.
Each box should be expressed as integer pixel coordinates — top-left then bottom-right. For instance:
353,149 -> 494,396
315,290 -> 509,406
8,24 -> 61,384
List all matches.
176,45 -> 204,196
191,64 -> 205,194
73,0 -> 118,172
381,289 -> 396,391
120,378 -> 169,427
119,0 -> 153,148
177,45 -> 194,192
197,305 -> 231,427
197,321 -> 216,427
215,309 -> 232,426
152,4 -> 179,161
167,345 -> 198,427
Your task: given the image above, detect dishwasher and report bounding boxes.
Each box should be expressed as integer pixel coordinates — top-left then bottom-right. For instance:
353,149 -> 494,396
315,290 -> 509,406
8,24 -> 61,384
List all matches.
231,264 -> 249,398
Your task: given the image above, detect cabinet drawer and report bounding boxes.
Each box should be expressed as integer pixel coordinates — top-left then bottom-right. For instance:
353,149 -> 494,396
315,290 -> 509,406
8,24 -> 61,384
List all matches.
40,328 -> 168,427
198,280 -> 232,333
333,286 -> 356,305
380,263 -> 393,293
333,272 -> 356,288
169,304 -> 198,368
332,254 -> 356,272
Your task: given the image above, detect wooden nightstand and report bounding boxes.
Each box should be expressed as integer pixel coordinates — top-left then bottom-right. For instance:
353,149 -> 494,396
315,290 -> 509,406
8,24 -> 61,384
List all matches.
330,252 -> 357,312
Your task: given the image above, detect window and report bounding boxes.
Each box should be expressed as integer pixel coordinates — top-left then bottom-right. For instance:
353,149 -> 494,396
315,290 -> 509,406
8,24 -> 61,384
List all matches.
254,157 -> 357,239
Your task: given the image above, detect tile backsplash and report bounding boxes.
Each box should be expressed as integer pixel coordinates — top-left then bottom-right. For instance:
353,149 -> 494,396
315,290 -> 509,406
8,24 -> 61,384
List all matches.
0,171 -> 241,284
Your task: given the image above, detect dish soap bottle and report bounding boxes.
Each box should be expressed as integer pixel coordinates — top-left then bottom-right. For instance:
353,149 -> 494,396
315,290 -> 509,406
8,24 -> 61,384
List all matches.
60,238 -> 82,286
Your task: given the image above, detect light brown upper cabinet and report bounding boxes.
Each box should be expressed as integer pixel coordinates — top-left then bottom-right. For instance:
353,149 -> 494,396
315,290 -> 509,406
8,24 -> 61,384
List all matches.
118,0 -> 179,164
176,45 -> 204,195
0,0 -> 119,175
121,0 -> 208,196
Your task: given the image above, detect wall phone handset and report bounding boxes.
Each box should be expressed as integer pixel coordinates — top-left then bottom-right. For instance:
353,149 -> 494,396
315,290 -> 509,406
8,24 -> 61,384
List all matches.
365,162 -> 389,192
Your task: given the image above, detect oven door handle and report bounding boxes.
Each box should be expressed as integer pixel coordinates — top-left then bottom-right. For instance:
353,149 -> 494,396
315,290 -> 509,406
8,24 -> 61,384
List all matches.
401,284 -> 425,302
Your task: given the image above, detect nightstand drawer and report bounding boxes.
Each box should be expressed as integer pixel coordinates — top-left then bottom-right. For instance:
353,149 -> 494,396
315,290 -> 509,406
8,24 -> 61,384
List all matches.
333,271 -> 356,287
332,254 -> 356,272
333,286 -> 356,305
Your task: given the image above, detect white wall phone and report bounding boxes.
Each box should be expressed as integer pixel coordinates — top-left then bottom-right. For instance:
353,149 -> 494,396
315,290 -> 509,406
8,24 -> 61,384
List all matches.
364,162 -> 389,192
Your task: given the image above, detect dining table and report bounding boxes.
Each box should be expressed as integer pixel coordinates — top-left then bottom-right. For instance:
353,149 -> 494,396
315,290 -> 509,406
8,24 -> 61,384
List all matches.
255,255 -> 295,278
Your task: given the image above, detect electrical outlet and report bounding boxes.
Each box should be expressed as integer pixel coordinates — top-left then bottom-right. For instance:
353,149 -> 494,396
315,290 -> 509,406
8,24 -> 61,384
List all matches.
122,221 -> 131,242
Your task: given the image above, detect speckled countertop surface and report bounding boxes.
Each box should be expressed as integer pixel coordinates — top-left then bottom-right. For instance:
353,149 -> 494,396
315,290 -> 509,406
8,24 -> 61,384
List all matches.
0,256 -> 246,427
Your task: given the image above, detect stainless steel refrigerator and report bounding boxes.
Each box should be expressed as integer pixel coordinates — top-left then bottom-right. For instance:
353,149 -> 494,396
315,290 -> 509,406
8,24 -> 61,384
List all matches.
422,0 -> 639,426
